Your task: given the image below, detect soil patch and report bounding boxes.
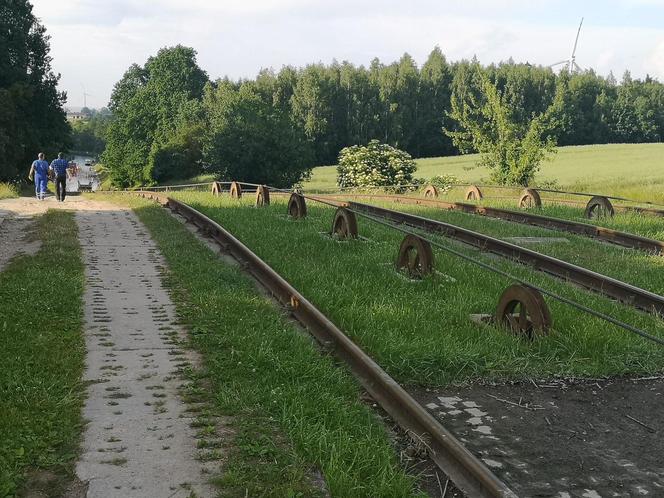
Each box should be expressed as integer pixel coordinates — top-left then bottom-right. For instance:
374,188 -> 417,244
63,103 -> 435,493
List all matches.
412,376 -> 664,497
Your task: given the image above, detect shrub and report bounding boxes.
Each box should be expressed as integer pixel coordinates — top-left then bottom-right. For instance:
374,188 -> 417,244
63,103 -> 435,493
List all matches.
426,174 -> 458,195
336,140 -> 416,189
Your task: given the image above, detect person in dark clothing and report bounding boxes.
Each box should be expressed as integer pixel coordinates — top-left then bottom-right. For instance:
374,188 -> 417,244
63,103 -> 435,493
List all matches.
50,152 -> 70,202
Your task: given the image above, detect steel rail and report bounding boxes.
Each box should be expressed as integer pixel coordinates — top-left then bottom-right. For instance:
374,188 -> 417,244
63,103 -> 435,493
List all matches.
348,202 -> 664,317
448,184 -> 664,209
310,193 -> 664,254
129,190 -> 517,498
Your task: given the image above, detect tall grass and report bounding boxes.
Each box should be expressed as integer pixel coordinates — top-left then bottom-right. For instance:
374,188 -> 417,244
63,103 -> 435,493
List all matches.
304,143 -> 664,203
0,182 -> 19,200
0,211 -> 85,497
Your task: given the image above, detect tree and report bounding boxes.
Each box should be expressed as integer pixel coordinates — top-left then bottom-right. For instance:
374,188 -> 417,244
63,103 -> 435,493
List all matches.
102,45 -> 208,186
417,47 -> 454,157
202,81 -> 314,187
291,63 -> 341,164
556,71 -> 610,145
71,109 -> 113,155
446,65 -> 563,186
0,0 -> 71,181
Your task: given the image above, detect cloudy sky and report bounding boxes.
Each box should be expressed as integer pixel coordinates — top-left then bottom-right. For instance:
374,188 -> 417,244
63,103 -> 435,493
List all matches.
30,0 -> 664,109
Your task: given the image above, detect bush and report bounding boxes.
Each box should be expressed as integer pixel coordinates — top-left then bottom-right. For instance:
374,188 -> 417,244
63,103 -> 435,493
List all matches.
203,82 -> 314,188
336,140 -> 416,189
146,122 -> 204,183
426,174 -> 458,195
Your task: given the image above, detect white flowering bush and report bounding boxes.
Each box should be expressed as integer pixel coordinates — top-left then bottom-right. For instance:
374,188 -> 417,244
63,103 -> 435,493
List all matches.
336,140 -> 417,189
427,174 -> 458,195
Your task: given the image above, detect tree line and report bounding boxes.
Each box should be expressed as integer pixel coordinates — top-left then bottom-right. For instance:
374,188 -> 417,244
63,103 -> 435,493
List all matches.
102,44 -> 664,188
0,0 -> 71,182
3,0 -> 664,187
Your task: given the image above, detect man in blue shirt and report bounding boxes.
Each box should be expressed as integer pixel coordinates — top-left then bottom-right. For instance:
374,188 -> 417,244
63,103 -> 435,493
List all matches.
30,152 -> 50,201
50,152 -> 70,202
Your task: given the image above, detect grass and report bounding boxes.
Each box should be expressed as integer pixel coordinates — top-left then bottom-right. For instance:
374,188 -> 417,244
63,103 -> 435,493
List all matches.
170,192 -> 664,388
105,194 -> 423,497
481,199 -> 664,241
0,211 -> 85,497
340,198 -> 664,296
304,143 -> 664,202
0,182 -> 19,200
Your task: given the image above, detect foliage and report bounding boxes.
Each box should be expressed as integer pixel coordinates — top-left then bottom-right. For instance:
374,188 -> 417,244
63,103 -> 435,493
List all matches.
101,43 -> 664,188
0,0 -> 71,182
0,182 -> 19,199
336,140 -> 416,188
446,64 -> 563,185
70,109 -> 112,155
202,81 -> 314,187
102,46 -> 208,187
426,174 -> 458,194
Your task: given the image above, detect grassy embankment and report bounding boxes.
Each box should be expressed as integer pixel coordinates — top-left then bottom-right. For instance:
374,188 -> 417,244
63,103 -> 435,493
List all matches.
304,143 -> 664,202
0,183 -> 19,200
0,211 -> 85,497
171,192 -> 664,388
106,194 -> 423,497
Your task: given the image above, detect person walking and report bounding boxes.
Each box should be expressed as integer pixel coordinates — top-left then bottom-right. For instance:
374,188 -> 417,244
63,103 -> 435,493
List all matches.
50,152 -> 70,202
30,152 -> 50,201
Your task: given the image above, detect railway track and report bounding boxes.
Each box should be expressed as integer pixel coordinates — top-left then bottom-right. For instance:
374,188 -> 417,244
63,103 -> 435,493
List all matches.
309,193 -> 664,255
347,201 -> 664,318
129,190 -> 517,498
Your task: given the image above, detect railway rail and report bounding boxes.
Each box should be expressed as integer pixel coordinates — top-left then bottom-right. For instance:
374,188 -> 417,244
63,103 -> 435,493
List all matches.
347,201 -> 664,318
127,190 -> 517,498
308,193 -> 664,254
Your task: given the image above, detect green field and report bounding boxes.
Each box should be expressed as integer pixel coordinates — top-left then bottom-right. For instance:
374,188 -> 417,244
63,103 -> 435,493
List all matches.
304,143 -> 664,202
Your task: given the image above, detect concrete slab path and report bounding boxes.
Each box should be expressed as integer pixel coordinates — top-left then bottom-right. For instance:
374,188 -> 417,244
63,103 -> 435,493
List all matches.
74,207 -> 215,497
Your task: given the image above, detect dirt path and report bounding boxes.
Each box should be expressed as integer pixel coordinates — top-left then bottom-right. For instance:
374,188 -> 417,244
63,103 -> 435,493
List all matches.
0,214 -> 40,271
1,196 -> 217,497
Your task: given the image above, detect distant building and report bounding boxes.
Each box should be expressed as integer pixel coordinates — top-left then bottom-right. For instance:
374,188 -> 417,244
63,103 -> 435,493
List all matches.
67,111 -> 89,122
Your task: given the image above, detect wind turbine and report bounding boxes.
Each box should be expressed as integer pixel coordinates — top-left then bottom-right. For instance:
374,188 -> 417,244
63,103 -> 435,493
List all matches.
81,83 -> 93,109
549,17 -> 584,73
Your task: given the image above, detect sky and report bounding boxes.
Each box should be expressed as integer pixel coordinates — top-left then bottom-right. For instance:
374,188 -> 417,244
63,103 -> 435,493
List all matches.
29,0 -> 664,110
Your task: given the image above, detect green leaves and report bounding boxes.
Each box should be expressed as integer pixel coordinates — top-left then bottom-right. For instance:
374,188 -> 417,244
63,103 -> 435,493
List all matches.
102,46 -> 209,187
337,140 -> 416,189
201,81 -> 314,188
0,0 -> 70,182
447,65 -> 562,186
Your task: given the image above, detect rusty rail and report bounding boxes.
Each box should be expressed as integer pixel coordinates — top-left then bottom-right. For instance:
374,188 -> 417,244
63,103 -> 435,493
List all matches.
312,193 -> 664,254
130,191 -> 517,498
349,201 -> 664,317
